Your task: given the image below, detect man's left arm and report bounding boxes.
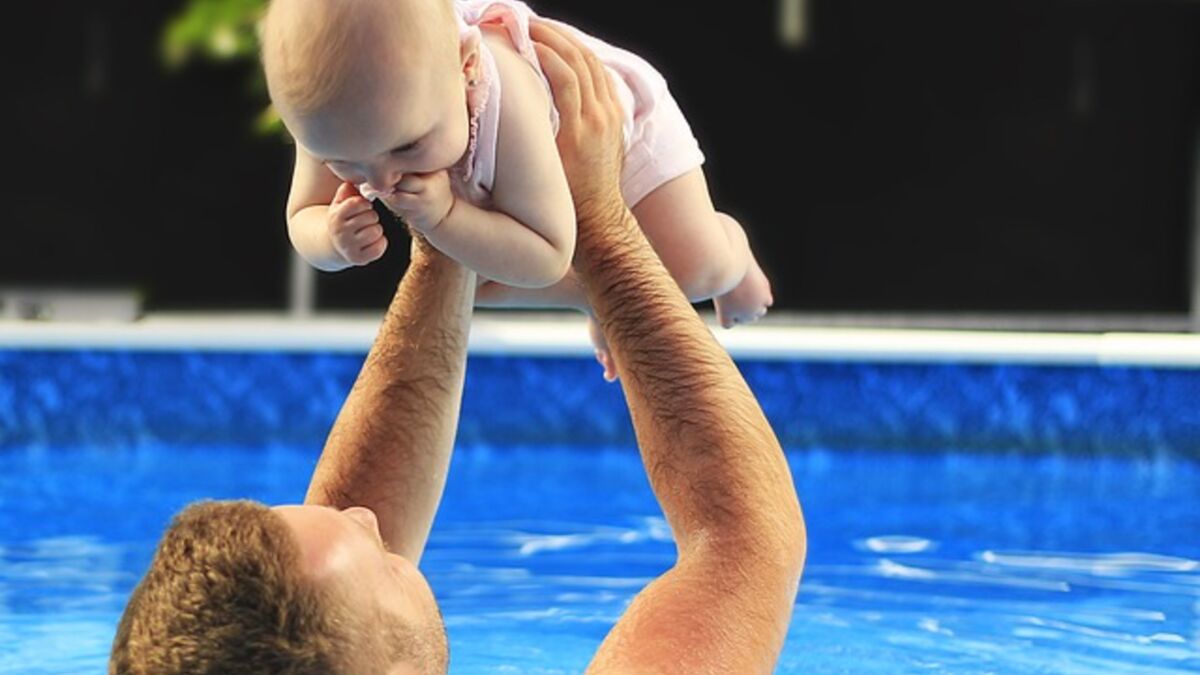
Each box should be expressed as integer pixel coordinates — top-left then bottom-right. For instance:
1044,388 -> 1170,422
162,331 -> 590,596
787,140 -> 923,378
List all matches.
304,236 -> 476,563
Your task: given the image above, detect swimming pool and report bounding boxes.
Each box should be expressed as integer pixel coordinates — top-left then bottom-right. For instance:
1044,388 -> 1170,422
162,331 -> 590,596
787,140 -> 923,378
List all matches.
1,324 -> 1198,674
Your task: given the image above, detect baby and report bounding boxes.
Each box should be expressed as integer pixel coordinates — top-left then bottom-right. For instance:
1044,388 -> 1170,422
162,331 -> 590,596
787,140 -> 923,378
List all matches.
261,0 -> 773,379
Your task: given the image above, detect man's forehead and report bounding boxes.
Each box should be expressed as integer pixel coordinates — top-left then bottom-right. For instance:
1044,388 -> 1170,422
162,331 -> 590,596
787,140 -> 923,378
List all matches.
386,663 -> 428,675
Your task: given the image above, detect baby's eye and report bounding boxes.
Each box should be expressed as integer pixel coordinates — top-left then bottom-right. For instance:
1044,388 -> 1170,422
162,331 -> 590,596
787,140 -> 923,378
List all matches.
392,141 -> 419,154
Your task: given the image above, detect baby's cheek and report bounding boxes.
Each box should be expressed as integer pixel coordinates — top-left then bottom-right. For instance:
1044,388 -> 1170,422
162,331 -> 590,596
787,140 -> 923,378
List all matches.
437,125 -> 471,170
423,145 -> 458,173
325,164 -> 360,184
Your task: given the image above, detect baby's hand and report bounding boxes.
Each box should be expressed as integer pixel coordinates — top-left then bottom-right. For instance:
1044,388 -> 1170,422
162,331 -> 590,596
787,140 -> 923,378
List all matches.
378,171 -> 455,235
328,182 -> 388,266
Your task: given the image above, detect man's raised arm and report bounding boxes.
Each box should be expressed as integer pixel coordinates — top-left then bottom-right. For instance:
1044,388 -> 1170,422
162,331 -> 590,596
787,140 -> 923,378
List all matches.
304,237 -> 476,564
531,21 -> 806,674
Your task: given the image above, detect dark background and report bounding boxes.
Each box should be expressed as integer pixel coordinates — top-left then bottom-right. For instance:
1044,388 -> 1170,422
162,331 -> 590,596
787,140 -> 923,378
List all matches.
3,0 -> 1198,313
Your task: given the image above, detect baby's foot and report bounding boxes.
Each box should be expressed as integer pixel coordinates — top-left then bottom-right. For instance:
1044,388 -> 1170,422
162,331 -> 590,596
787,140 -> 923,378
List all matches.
588,315 -> 618,382
713,258 -> 774,328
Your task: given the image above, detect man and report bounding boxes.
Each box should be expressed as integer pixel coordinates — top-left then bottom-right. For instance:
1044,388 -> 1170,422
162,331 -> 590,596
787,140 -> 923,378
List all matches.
110,22 -> 805,675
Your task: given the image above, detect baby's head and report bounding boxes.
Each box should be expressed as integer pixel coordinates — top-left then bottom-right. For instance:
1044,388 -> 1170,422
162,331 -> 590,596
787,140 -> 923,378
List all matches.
261,0 -> 480,192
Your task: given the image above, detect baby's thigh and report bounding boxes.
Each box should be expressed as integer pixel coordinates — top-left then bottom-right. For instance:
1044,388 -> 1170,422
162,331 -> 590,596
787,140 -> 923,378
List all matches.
631,168 -> 732,276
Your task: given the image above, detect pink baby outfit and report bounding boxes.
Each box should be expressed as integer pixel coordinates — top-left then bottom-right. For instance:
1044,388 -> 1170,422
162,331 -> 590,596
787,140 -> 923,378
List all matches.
451,0 -> 706,209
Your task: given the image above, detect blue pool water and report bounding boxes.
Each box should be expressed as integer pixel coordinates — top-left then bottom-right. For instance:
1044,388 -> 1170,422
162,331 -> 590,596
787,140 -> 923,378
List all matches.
1,352 -> 1199,673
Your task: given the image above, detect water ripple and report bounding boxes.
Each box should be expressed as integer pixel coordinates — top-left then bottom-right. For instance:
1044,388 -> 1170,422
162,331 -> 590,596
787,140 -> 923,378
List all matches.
857,535 -> 938,554
980,550 -> 1200,575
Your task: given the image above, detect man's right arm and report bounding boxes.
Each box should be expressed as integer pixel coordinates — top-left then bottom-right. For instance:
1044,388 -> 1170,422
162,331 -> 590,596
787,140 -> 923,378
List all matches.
529,22 -> 807,675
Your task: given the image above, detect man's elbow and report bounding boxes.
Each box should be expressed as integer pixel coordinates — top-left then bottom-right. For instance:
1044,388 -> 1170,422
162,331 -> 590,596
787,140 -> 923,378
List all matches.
763,498 -> 806,582
747,496 -> 806,587
783,501 -> 807,582
709,498 -> 806,583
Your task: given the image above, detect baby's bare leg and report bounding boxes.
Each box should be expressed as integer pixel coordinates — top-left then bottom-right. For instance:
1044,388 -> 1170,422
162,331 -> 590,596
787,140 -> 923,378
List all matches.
475,165 -> 772,380
476,274 -> 618,380
475,271 -> 589,311
713,213 -> 774,326
632,168 -> 773,327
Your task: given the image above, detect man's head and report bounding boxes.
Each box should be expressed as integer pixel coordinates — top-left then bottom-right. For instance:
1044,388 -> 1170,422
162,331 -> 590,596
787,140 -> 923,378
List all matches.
260,0 -> 480,195
110,500 -> 448,674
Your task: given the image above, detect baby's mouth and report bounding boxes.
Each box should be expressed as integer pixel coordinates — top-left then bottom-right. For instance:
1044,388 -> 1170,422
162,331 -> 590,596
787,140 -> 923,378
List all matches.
358,183 -> 400,202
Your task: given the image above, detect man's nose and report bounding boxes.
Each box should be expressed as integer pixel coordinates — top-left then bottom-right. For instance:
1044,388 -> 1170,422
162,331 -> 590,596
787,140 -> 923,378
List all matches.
342,506 -> 381,539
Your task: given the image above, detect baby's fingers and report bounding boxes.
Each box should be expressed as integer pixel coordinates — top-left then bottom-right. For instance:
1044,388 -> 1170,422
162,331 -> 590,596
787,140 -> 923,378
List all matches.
350,224 -> 385,246
332,181 -> 362,205
340,228 -> 389,265
383,191 -> 424,213
332,195 -> 374,221
357,236 -> 388,262
338,208 -> 380,231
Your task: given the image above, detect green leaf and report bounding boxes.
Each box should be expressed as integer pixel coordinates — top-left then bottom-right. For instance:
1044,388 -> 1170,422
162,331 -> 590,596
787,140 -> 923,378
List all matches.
161,0 -> 268,68
161,0 -> 282,135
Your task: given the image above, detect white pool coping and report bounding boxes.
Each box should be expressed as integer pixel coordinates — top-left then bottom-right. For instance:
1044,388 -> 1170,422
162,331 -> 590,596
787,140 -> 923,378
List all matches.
2,314 -> 1200,368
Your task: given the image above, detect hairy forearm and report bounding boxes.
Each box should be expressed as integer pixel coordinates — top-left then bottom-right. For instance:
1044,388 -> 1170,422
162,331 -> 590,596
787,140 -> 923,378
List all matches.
575,206 -> 804,560
289,205 -> 352,272
304,239 -> 476,562
425,198 -> 570,289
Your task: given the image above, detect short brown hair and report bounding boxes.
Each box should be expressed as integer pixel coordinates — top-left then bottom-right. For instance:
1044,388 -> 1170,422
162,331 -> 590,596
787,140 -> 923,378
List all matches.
109,500 -> 422,674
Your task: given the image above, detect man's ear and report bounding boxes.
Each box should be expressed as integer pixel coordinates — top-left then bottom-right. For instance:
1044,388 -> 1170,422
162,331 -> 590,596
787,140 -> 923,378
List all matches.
460,30 -> 482,84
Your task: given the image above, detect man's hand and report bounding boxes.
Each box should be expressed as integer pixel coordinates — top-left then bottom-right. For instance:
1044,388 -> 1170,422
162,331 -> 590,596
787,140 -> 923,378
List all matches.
378,171 -> 456,235
530,20 -> 625,231
328,182 -> 388,266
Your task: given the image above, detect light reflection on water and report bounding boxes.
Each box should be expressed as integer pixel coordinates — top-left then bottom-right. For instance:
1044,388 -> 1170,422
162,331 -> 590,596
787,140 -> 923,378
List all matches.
0,445 -> 1197,674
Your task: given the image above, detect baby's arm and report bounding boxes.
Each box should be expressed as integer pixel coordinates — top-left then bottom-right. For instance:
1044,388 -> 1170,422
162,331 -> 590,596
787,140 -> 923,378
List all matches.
286,146 -> 386,272
422,31 -> 576,289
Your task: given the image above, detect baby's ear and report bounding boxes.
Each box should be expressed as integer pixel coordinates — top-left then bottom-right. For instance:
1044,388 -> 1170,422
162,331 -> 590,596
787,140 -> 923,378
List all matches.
460,30 -> 482,83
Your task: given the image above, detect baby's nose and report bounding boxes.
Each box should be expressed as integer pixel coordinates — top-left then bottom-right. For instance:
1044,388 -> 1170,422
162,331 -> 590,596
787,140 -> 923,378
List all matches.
363,167 -> 403,192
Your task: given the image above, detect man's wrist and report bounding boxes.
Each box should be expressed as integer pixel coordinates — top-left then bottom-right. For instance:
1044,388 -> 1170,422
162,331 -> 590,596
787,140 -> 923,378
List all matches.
409,232 -> 450,269
575,202 -> 640,263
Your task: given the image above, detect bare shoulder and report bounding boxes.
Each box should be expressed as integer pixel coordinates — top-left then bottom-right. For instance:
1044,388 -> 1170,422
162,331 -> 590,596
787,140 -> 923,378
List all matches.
480,27 -> 550,104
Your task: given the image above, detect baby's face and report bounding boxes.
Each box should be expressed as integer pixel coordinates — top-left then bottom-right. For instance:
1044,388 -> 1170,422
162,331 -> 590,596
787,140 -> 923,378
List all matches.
291,54 -> 471,194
